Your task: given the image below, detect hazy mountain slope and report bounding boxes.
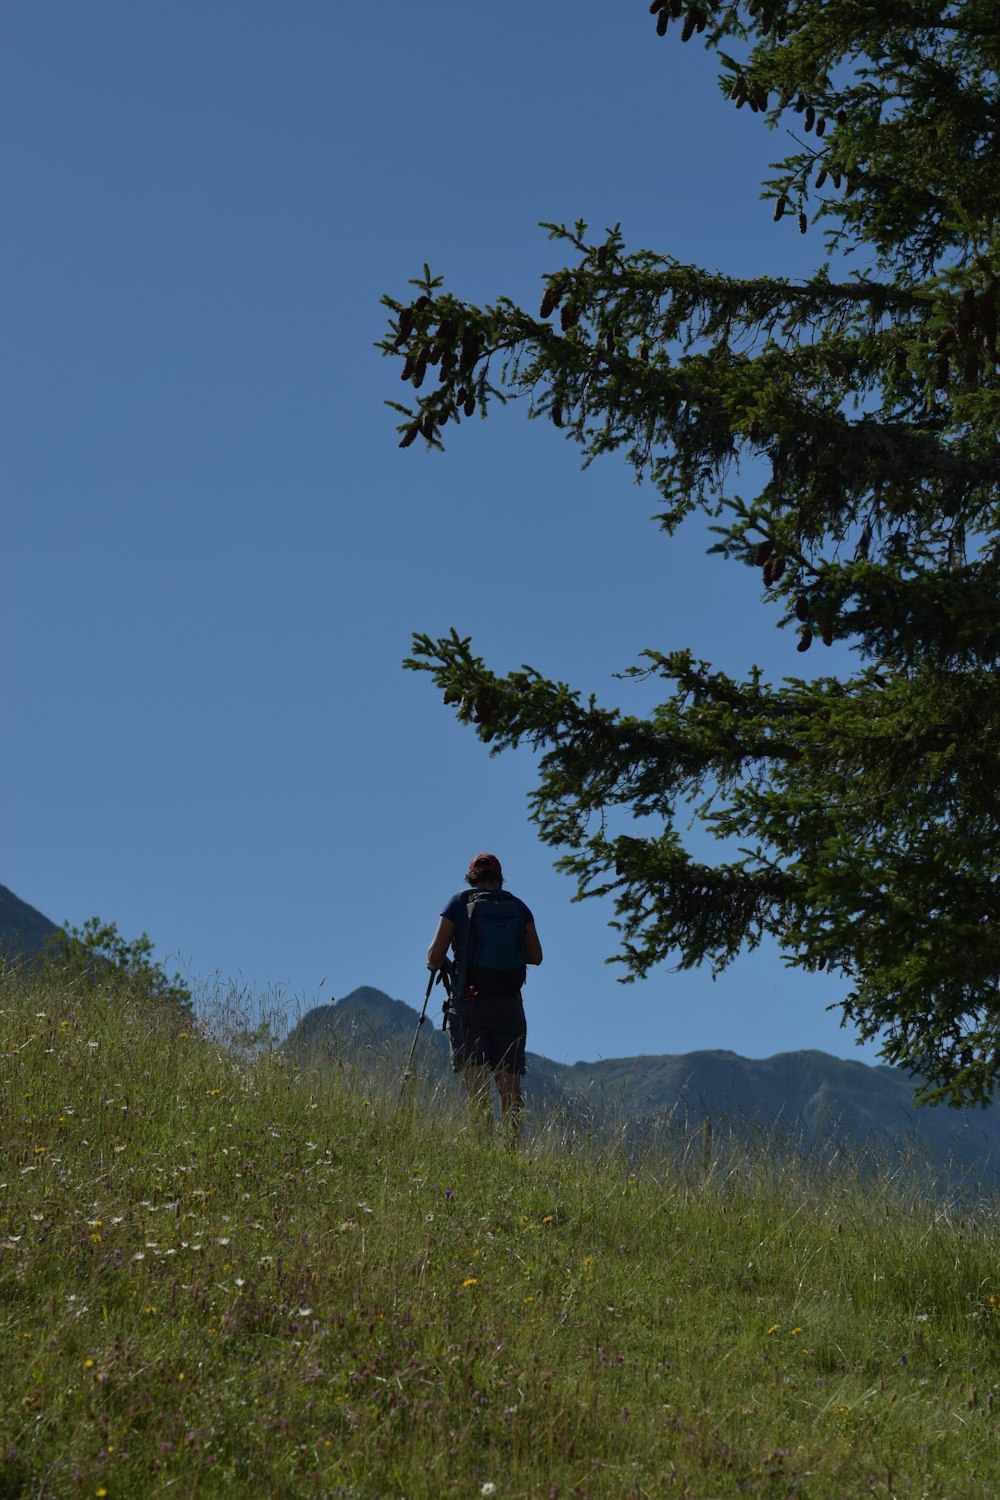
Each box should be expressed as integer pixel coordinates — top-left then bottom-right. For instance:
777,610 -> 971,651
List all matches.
0,882 -> 59,960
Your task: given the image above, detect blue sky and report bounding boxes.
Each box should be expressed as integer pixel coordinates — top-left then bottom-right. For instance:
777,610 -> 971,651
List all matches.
6,1 -> 884,1067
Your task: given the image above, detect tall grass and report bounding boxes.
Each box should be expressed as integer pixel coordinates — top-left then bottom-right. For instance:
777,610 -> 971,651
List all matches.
2,961 -> 999,1499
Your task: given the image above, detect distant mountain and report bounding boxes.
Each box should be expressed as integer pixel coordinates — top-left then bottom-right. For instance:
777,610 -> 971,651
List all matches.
0,883 -> 59,961
285,986 -> 1000,1181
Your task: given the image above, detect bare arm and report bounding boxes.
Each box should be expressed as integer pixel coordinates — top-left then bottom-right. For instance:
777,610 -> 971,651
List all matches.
427,915 -> 455,970
524,921 -> 542,966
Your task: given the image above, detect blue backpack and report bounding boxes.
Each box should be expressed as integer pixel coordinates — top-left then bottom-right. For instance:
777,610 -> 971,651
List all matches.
460,889 -> 527,998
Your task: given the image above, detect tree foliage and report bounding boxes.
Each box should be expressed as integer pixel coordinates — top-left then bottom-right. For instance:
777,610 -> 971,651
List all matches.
381,0 -> 1000,1106
43,917 -> 194,1016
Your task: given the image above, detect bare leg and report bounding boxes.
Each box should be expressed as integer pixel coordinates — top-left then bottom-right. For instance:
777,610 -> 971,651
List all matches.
494,1068 -> 523,1148
461,1063 -> 494,1139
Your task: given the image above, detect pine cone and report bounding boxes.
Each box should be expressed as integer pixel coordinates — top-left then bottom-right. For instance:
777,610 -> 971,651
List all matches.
815,168 -> 827,190
804,105 -> 815,131
770,556 -> 786,584
934,328 -> 956,352
681,8 -> 696,41
934,354 -> 950,388
401,354 -> 415,381
440,348 -> 456,377
398,423 -> 419,449
815,116 -> 826,137
459,329 -> 481,373
560,302 -> 580,331
753,539 -> 774,565
797,628 -> 813,652
795,595 -> 809,622
656,8 -> 669,34
473,687 -> 495,724
443,688 -> 460,705
397,305 -> 414,340
540,285 -> 559,319
820,618 -> 834,647
798,212 -> 808,235
774,196 -> 786,222
552,403 -> 564,428
464,390 -> 476,417
419,410 -> 435,440
413,295 -> 430,313
412,350 -> 428,388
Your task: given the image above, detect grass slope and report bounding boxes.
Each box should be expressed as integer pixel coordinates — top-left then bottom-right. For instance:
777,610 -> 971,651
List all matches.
3,964 -> 1000,1499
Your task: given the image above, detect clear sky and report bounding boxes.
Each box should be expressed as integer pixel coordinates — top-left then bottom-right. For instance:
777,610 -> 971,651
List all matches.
5,1 -> 885,1067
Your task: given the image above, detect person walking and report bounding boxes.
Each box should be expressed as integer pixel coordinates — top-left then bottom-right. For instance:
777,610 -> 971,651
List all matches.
427,853 -> 542,1143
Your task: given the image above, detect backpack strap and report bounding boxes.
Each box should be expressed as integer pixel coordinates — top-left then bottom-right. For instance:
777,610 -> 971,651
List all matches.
453,888 -> 482,1001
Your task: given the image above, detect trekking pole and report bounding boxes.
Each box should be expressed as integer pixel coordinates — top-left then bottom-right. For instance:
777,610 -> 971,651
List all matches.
398,961 -> 452,1104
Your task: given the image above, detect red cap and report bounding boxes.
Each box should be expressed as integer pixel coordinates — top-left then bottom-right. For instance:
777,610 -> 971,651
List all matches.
467,852 -> 502,881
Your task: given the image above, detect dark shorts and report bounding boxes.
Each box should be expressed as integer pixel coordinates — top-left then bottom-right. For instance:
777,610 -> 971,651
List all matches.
447,993 -> 526,1076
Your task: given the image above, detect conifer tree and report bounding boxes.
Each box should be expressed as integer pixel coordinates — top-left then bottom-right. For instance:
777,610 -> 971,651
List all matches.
381,1 -> 1000,1105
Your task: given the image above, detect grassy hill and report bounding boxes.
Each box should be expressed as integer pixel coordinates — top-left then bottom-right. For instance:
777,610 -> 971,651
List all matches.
3,960 -> 1000,1497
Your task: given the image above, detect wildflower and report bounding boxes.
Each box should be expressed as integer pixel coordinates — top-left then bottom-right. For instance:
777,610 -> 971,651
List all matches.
84,1359 -> 95,1369
767,1325 -> 779,1336
462,1277 -> 479,1288
542,1215 -> 555,1224
482,1485 -> 497,1497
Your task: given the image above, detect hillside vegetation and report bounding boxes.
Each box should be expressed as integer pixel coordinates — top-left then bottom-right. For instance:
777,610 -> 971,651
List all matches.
3,962 -> 1000,1499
